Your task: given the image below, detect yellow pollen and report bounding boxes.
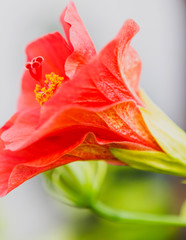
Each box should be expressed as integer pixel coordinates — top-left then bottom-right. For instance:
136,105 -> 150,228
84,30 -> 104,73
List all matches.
34,72 -> 64,106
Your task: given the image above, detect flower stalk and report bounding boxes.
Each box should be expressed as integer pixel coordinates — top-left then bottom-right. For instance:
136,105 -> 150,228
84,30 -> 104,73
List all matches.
90,201 -> 186,227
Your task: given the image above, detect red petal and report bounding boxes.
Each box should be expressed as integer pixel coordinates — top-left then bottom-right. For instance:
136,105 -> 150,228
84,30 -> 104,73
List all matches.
0,151 -> 78,197
0,155 -> 17,197
0,127 -> 88,196
0,128 -> 120,197
1,108 -> 40,150
2,105 -> 123,151
98,101 -> 160,150
0,123 -> 158,197
18,32 -> 72,111
60,1 -> 96,78
0,102 -> 159,197
99,19 -> 142,103
121,46 -> 141,94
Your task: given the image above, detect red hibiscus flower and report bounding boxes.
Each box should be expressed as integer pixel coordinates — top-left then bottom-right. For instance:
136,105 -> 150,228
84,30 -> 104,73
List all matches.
2,2 -> 185,198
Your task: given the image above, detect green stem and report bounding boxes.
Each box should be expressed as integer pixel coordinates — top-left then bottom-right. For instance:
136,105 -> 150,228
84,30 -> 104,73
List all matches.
91,201 -> 186,227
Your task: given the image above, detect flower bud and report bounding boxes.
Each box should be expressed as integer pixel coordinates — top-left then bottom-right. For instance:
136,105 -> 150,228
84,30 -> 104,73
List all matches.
44,160 -> 107,207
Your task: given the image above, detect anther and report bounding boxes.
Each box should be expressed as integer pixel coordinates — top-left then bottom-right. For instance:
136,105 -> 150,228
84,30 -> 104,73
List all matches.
34,72 -> 64,106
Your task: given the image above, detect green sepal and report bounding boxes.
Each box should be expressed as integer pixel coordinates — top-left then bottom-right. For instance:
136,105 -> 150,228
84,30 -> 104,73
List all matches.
110,148 -> 186,177
111,90 -> 186,177
140,90 -> 186,162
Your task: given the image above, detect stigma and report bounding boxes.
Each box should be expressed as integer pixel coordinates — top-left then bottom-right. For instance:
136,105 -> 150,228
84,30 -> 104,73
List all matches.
25,56 -> 44,82
25,56 -> 64,106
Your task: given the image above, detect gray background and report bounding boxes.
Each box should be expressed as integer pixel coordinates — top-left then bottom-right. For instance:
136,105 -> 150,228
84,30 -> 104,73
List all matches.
0,0 -> 185,239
